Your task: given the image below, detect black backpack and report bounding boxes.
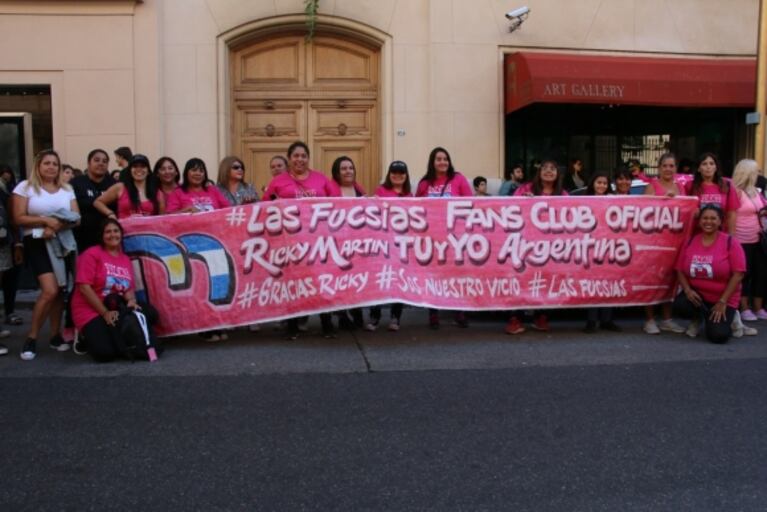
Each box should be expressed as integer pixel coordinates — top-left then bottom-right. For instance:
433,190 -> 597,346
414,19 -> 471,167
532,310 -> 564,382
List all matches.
105,294 -> 163,362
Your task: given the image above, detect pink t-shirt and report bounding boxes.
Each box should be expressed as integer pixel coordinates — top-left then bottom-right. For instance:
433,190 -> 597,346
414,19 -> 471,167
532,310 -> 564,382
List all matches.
684,179 -> 741,213
648,177 -> 685,196
415,173 -> 473,197
513,182 -> 569,196
264,170 -> 340,200
117,186 -> 156,218
374,185 -> 412,198
734,190 -> 765,244
71,245 -> 135,329
675,232 -> 746,308
166,186 -> 230,213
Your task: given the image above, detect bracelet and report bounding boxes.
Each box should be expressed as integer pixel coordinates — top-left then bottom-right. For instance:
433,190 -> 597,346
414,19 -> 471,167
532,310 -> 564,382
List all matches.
717,298 -> 726,305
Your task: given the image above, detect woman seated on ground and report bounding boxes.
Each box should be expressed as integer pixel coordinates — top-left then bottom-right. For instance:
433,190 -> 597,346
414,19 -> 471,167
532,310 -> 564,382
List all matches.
94,154 -> 164,219
71,218 -> 157,361
674,205 -> 748,343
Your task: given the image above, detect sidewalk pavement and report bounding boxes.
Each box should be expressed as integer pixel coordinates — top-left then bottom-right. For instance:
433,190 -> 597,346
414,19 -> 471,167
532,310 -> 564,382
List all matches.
2,303 -> 766,378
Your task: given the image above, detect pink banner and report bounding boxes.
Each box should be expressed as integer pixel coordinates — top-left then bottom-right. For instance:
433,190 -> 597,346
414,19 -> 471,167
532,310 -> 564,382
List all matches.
121,196 -> 698,336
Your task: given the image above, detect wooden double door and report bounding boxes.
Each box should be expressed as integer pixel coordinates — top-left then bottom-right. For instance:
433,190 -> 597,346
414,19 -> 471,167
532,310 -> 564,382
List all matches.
230,32 -> 380,193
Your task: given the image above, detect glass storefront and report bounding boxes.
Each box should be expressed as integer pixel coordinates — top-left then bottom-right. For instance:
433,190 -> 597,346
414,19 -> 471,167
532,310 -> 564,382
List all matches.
505,103 -> 749,178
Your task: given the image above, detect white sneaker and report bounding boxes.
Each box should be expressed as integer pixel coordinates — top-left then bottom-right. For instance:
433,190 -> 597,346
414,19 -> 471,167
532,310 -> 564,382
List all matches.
732,311 -> 746,338
364,322 -> 378,332
0,343 -> 8,356
742,325 -> 758,336
643,319 -> 661,334
685,321 -> 700,338
388,319 -> 400,331
659,319 -> 685,333
248,324 -> 260,332
0,329 -> 9,339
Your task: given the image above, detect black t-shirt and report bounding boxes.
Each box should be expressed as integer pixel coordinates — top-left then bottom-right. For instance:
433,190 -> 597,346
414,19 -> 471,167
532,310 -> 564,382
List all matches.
71,173 -> 116,252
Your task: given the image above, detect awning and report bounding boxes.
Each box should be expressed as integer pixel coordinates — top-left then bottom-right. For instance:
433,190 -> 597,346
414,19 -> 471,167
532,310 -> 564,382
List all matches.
504,52 -> 756,114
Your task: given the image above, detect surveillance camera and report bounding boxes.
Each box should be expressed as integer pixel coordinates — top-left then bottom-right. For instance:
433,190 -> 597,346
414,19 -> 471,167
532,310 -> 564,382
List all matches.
505,6 -> 530,19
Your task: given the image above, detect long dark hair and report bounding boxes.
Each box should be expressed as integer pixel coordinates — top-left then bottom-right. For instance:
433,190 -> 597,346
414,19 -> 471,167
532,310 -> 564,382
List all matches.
383,161 -> 411,195
423,147 -> 455,183
126,160 -> 160,214
586,171 -> 612,195
181,158 -> 209,192
152,156 -> 180,184
531,159 -> 564,196
331,156 -> 354,185
691,152 -> 728,195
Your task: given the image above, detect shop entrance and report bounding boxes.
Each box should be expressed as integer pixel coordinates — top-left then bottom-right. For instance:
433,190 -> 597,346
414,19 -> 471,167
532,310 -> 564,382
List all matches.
505,104 -> 750,177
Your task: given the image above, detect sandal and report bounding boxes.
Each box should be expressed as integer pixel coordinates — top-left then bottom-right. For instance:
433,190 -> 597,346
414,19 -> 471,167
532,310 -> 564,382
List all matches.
5,314 -> 22,325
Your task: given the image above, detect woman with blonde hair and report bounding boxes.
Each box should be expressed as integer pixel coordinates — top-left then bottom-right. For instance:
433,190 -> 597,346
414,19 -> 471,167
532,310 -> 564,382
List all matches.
731,158 -> 767,322
12,150 -> 80,360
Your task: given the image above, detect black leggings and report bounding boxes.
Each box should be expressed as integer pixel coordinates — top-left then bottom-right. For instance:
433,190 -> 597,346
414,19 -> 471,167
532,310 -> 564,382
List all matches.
741,242 -> 767,300
81,300 -> 157,362
81,315 -> 121,362
370,303 -> 403,322
673,292 -> 736,344
2,264 -> 19,316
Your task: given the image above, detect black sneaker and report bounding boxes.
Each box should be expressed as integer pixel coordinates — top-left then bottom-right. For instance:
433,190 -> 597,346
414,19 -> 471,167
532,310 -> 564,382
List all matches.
454,312 -> 469,328
582,321 -> 597,333
600,321 -> 623,332
73,336 -> 88,356
20,338 -> 36,361
49,334 -> 71,352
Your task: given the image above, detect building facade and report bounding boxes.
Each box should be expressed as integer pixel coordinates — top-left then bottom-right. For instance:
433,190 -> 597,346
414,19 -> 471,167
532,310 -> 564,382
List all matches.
0,0 -> 760,190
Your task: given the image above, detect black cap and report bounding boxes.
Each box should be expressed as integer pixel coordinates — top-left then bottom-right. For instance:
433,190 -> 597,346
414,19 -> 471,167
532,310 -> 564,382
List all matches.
130,154 -> 150,168
388,160 -> 408,173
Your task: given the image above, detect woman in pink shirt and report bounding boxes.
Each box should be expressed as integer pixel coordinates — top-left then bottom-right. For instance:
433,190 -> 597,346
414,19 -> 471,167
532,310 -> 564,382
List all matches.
415,146 -> 473,199
331,156 -> 366,198
731,159 -> 767,321
366,160 -> 412,331
264,141 -> 339,200
416,147 -> 471,329
265,141 -> 339,339
152,156 -> 180,199
507,160 -> 567,335
71,218 -> 149,361
166,158 -> 231,342
685,153 -> 740,234
674,205 -> 748,343
166,158 -> 231,213
94,154 -> 164,219
641,153 -> 686,335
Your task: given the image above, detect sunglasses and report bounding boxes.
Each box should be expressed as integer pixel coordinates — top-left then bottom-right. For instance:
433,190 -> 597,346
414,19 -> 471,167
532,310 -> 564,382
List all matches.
231,164 -> 243,170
